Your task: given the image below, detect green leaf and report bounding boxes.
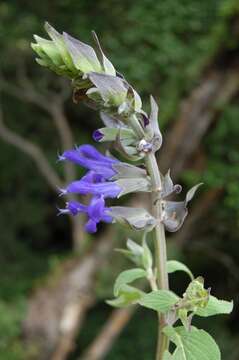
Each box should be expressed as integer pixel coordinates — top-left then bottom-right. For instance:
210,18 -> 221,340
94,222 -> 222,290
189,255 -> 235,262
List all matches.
163,326 -> 221,360
127,239 -> 143,256
167,260 -> 194,280
139,290 -> 179,313
107,285 -> 143,308
114,268 -> 146,296
196,295 -> 233,317
115,239 -> 144,266
163,350 -> 173,360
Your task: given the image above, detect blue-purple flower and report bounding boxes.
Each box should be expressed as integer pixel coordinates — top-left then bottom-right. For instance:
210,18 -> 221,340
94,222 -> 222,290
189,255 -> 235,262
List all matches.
58,144 -> 153,232
61,173 -> 121,198
59,144 -> 118,180
59,145 -> 122,199
58,145 -> 123,232
58,195 -> 112,233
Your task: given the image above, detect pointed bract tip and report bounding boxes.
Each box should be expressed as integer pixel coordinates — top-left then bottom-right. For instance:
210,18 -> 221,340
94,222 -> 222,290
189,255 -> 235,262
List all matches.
44,21 -> 59,37
44,21 -> 51,30
91,30 -> 98,39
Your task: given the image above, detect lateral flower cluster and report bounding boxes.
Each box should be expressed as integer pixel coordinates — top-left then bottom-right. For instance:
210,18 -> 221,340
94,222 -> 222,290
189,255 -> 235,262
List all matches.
32,23 -> 201,233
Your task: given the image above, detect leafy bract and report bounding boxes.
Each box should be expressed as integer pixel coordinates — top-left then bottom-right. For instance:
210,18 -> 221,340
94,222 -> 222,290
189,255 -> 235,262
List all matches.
116,177 -> 151,197
110,207 -> 156,231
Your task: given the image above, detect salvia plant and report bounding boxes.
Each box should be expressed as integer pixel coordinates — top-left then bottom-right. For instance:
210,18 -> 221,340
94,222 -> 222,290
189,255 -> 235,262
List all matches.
32,23 -> 233,359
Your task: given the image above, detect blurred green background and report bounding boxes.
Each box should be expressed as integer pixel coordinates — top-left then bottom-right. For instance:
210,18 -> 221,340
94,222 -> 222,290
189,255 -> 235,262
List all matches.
0,0 -> 239,359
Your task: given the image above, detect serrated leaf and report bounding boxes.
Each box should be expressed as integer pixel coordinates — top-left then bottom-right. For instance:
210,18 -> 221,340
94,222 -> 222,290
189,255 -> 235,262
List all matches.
139,290 -> 179,313
167,260 -> 194,280
114,268 -> 146,296
163,326 -> 221,360
195,295 -> 233,317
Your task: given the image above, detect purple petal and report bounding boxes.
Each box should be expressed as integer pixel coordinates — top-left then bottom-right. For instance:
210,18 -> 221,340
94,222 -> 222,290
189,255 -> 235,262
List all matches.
66,179 -> 121,198
61,145 -> 119,179
77,144 -> 117,164
66,200 -> 87,215
101,213 -> 113,223
142,114 -> 150,127
85,219 -> 97,233
87,196 -> 105,222
81,170 -> 104,183
93,129 -> 103,142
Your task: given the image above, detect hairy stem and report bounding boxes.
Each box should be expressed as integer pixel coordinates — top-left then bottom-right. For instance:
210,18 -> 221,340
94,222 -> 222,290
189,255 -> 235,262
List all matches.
145,152 -> 169,360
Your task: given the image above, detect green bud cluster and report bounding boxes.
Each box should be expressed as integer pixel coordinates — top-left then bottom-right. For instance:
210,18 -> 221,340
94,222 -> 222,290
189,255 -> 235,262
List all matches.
31,22 -> 116,87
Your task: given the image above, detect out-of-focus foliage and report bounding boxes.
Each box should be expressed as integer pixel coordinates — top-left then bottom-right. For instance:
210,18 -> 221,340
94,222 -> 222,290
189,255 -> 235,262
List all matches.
0,0 -> 239,358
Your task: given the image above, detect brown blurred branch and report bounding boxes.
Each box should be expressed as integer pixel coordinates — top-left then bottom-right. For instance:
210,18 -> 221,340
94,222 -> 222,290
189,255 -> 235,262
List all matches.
79,307 -> 136,360
0,105 -> 63,190
1,67 -> 76,183
23,226 -> 116,360
0,68 -> 86,249
160,67 -> 239,178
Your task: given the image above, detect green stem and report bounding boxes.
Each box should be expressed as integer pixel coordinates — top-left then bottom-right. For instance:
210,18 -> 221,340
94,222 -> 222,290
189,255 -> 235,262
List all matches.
128,113 -> 169,358
145,152 -> 169,360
